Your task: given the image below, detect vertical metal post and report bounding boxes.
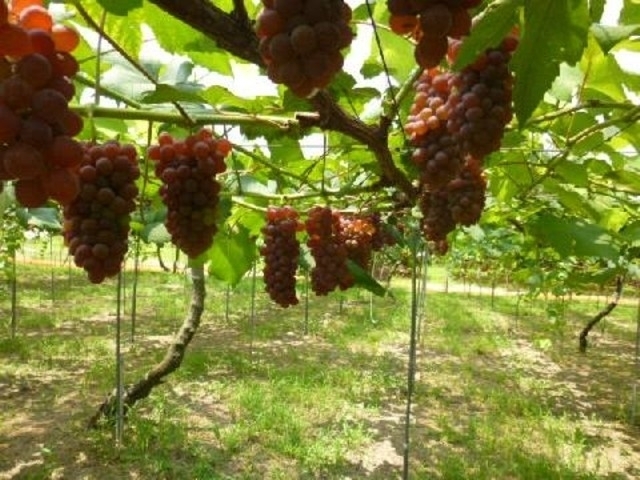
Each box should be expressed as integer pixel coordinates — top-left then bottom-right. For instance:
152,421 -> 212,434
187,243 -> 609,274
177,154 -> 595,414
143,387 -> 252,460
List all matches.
115,272 -> 124,448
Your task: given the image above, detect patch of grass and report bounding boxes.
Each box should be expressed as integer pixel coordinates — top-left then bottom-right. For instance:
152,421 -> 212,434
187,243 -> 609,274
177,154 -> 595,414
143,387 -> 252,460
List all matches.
2,252 -> 640,479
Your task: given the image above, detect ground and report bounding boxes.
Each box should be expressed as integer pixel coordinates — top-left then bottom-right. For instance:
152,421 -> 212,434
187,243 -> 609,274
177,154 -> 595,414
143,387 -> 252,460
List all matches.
1,248 -> 640,479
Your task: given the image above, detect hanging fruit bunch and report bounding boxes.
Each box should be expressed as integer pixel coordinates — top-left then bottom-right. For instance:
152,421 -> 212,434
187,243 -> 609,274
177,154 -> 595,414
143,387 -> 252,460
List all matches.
63,141 -> 140,284
148,128 -> 231,259
405,33 -> 519,253
255,0 -> 354,97
260,206 -> 303,307
0,0 -> 84,207
387,0 -> 482,68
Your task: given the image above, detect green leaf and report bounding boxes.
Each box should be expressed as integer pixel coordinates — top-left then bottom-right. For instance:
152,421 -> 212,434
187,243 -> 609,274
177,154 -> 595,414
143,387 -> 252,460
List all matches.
365,29 -> 414,80
95,0 -> 142,16
17,207 -> 61,231
555,159 -> 589,187
453,0 -> 522,70
142,222 -> 171,244
140,83 -> 207,104
512,0 -> 590,124
549,63 -> 584,102
598,208 -> 629,233
347,260 -> 387,297
621,0 -> 640,24
589,0 -> 606,22
530,213 -> 618,260
590,24 -> 640,53
581,36 -> 628,101
208,227 -> 257,287
142,3 -> 232,75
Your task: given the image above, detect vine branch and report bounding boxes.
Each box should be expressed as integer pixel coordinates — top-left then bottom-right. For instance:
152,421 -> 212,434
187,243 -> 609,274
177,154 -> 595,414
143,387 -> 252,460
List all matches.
147,0 -> 416,201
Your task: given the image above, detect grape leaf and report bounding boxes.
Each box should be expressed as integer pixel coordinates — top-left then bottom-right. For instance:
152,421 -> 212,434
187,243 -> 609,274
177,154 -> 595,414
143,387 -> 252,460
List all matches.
590,24 -> 640,53
142,222 -> 171,245
512,0 -> 590,125
530,213 -> 619,260
347,260 -> 387,297
140,84 -> 207,104
96,0 -> 142,16
208,226 -> 257,287
453,0 -> 522,71
17,208 -> 61,231
589,0 -> 606,22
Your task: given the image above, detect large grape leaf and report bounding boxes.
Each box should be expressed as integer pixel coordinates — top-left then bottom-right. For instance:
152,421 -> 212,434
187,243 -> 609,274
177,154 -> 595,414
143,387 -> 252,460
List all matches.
208,226 -> 257,287
95,0 -> 142,16
589,0 -> 606,22
621,0 -> 640,24
512,0 -> 590,125
453,0 -> 522,70
591,24 -> 640,53
77,3 -> 143,63
17,208 -> 61,231
530,213 -> 619,260
141,3 -> 233,75
347,260 -> 387,297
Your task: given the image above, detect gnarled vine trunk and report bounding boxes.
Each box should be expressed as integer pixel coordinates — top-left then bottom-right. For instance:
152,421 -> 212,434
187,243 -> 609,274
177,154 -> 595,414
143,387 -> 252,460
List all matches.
88,265 -> 206,428
579,276 -> 623,353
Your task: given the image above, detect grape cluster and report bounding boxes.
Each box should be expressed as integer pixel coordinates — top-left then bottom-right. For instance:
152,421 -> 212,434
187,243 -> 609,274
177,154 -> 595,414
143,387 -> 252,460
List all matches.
256,0 -> 354,98
337,214 -> 377,271
447,157 -> 485,226
0,0 -> 83,208
260,206 -> 302,307
305,206 -> 353,295
406,69 -> 464,190
446,38 -> 517,158
369,212 -> 396,251
406,34 -> 517,252
149,128 -> 231,259
419,156 -> 486,252
63,142 -> 140,284
387,0 -> 481,68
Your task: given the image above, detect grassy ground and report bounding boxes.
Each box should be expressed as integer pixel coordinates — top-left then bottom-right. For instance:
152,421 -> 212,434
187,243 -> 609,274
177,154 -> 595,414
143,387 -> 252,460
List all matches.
1,254 -> 640,479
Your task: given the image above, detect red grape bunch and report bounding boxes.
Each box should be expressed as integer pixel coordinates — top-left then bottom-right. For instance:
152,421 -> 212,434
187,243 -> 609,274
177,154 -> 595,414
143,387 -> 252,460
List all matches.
305,206 -> 353,295
256,0 -> 354,98
406,68 -> 465,190
387,0 -> 482,68
419,187 -> 455,249
418,157 -> 486,253
446,37 -> 518,159
337,214 -> 377,272
149,128 -> 231,259
446,156 -> 486,226
369,212 -> 396,251
260,206 -> 303,307
0,0 -> 84,208
63,141 -> 140,284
